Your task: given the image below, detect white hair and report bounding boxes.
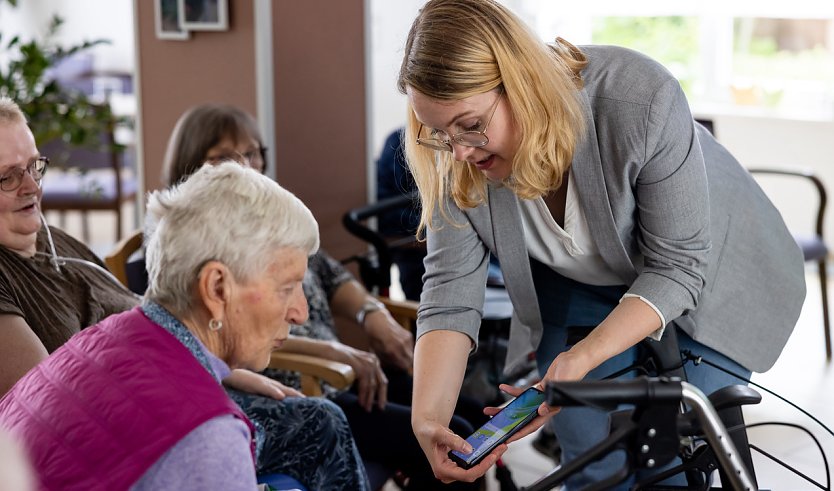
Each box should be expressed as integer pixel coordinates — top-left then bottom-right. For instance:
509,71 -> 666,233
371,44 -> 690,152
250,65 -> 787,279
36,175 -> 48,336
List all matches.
144,162 -> 319,313
0,97 -> 26,125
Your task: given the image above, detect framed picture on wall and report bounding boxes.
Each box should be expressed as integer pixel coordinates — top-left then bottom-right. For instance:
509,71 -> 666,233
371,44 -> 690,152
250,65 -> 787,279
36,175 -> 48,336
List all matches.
155,0 -> 190,40
178,0 -> 229,31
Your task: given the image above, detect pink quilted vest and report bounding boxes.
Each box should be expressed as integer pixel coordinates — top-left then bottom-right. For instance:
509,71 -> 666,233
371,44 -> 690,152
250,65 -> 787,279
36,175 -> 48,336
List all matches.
0,307 -> 254,491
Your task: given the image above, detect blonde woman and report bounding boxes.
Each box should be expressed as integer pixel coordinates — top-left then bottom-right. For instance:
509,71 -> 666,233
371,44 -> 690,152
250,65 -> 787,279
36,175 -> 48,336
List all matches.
398,0 -> 805,489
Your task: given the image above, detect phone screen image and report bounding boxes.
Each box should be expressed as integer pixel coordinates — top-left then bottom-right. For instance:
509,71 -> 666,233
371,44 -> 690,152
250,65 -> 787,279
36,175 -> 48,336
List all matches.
449,386 -> 545,468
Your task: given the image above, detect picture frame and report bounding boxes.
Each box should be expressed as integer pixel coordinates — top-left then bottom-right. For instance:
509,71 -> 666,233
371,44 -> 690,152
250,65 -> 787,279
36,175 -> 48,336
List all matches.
178,0 -> 229,31
155,0 -> 190,41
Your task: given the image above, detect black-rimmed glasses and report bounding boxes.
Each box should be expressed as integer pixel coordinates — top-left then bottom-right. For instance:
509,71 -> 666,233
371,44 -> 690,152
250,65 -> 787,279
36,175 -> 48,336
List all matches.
0,157 -> 49,192
416,89 -> 503,153
205,147 -> 268,173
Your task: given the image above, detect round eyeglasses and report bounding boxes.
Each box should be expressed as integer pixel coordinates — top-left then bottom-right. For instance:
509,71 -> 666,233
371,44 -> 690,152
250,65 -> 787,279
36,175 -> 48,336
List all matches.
205,147 -> 267,173
416,89 -> 503,153
0,157 -> 49,192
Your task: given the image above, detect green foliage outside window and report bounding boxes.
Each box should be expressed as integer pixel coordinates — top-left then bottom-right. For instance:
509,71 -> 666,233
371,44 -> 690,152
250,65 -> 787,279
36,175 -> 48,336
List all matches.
733,19 -> 834,87
591,16 -> 700,96
0,15 -> 121,168
590,15 -> 834,113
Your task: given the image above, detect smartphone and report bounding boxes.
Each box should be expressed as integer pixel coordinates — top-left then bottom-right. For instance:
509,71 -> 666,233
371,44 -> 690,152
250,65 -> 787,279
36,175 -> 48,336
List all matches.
448,386 -> 545,469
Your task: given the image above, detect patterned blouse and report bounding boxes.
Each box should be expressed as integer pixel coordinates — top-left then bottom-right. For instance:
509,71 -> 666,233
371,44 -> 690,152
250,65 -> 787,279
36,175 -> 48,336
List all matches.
263,249 -> 353,397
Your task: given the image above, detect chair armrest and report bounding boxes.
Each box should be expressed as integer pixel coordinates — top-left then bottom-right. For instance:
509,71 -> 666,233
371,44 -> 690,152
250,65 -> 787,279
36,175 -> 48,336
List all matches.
748,166 -> 816,179
268,351 -> 355,396
379,297 -> 419,332
341,191 -> 420,292
748,167 -> 827,237
103,229 -> 144,287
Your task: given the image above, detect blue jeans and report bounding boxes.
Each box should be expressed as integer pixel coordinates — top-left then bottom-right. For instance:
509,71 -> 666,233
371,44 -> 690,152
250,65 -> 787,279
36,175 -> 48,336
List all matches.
530,259 -> 751,490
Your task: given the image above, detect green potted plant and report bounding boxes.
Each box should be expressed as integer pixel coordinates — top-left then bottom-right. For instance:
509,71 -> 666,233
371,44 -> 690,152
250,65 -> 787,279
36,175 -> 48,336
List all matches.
0,14 -> 121,167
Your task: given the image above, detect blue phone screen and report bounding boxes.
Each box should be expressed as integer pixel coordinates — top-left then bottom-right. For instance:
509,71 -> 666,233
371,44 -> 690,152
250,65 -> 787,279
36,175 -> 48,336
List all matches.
451,387 -> 545,464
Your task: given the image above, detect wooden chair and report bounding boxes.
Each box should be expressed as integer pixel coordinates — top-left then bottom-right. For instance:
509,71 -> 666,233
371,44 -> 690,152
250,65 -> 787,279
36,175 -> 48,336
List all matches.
39,112 -> 138,243
103,230 -> 357,394
267,352 -> 355,396
103,230 -> 144,288
379,297 -> 419,333
696,118 -> 831,361
748,168 -> 832,362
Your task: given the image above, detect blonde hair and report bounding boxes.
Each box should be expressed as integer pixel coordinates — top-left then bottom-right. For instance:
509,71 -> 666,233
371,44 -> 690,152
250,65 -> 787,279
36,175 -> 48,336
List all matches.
397,0 -> 587,231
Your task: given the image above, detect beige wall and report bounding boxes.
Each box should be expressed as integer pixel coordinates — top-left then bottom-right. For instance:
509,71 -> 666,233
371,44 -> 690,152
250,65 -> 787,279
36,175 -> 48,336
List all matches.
135,0 -> 367,259
271,0 -> 368,261
135,0 -> 257,191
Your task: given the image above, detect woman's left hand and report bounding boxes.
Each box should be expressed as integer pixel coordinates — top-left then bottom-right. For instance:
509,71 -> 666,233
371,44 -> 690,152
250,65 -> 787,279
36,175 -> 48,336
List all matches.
482,383 -> 557,445
542,349 -> 592,384
223,369 -> 305,400
484,351 -> 591,445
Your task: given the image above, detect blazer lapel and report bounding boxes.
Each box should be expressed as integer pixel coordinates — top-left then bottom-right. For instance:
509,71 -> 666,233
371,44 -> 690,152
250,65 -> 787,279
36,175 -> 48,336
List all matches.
571,90 -> 637,283
485,185 -> 543,362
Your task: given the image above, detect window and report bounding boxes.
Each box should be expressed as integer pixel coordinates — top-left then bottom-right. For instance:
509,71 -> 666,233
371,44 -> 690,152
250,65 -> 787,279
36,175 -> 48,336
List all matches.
505,1 -> 834,121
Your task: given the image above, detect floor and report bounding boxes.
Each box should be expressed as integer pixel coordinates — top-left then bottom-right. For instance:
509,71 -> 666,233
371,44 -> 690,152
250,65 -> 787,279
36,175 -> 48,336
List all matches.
63,208 -> 834,491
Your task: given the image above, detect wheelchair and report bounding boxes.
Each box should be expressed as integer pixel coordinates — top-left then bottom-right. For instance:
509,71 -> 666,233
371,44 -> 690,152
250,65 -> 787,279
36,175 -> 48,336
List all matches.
342,193 -> 537,407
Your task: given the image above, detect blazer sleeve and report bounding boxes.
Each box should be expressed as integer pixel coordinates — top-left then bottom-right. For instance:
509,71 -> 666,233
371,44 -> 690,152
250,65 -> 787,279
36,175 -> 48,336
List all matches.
416,196 -> 491,348
626,78 -> 711,324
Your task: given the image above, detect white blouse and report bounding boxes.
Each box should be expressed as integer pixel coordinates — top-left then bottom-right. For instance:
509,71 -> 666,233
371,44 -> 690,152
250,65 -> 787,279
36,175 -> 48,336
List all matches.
518,171 -> 666,333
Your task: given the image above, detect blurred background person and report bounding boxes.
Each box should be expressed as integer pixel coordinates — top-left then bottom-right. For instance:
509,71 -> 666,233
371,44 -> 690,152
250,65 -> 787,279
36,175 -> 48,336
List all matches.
375,127 -> 425,301
0,428 -> 33,491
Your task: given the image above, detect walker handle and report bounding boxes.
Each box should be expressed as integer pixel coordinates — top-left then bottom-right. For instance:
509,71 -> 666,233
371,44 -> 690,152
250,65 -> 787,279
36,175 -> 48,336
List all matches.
545,377 -> 683,408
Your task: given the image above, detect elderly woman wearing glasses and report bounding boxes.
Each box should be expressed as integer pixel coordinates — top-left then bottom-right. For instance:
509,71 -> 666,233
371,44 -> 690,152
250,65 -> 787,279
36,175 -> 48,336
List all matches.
0,97 -> 138,397
0,162 -> 323,490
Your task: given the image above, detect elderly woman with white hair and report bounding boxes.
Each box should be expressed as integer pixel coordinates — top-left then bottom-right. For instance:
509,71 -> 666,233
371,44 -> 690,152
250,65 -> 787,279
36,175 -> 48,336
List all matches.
0,163 -> 368,490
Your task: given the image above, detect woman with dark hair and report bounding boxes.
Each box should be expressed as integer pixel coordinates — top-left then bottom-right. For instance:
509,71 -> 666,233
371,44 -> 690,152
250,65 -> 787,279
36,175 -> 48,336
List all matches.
162,103 -> 267,184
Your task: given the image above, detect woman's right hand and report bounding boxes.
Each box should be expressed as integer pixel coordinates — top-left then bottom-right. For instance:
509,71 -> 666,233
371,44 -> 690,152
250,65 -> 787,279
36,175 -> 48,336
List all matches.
413,418 -> 506,484
330,341 -> 388,411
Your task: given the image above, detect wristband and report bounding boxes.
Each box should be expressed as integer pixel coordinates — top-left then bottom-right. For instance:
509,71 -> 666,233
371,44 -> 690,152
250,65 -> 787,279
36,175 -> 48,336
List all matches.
355,298 -> 385,326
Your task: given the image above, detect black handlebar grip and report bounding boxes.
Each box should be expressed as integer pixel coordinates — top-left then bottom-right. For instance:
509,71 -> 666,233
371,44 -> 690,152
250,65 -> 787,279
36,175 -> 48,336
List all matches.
545,377 -> 683,408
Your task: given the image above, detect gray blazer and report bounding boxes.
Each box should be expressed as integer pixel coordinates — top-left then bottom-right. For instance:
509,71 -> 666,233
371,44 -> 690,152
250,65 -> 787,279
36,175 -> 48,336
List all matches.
416,45 -> 805,373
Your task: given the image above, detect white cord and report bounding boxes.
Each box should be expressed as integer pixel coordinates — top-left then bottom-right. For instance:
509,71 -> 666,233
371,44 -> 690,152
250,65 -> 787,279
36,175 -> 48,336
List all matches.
39,210 -> 63,273
32,252 -> 125,287
37,208 -> 130,290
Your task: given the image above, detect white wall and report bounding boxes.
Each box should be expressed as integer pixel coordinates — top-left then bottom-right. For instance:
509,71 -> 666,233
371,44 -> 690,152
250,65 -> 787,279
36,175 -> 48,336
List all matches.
0,0 -> 134,73
705,112 -> 834,246
367,0 -> 422,162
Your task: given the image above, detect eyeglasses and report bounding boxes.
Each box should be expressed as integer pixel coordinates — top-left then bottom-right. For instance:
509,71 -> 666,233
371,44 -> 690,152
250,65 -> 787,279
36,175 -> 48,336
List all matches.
0,157 -> 49,192
206,147 -> 268,173
416,89 -> 503,153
